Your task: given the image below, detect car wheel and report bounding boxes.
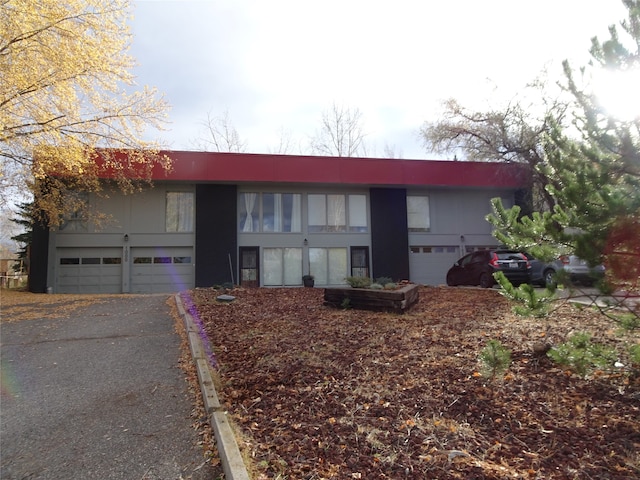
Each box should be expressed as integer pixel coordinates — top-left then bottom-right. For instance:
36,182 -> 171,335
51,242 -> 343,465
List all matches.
543,269 -> 556,287
446,273 -> 457,286
479,273 -> 493,288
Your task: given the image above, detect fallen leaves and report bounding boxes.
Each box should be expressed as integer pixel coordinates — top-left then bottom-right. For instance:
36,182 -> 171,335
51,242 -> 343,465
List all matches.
1,288 -> 113,321
187,285 -> 640,479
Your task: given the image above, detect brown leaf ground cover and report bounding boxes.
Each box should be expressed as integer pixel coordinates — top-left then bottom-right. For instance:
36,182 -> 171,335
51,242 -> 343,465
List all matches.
182,286 -> 640,480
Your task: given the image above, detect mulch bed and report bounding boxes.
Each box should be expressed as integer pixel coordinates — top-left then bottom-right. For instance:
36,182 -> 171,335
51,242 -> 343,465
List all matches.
181,286 -> 640,479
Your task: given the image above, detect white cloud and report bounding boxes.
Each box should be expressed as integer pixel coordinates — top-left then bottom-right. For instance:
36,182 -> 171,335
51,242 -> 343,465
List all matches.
131,0 -> 627,158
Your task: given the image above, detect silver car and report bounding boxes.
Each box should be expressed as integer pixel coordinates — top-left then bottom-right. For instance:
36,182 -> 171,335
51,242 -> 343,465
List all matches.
527,254 -> 605,287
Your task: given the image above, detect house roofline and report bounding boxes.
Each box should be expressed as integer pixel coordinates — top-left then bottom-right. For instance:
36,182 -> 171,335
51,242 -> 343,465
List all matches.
92,149 -> 531,189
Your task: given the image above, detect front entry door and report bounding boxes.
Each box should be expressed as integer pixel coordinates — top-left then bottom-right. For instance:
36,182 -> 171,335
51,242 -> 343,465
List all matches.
351,246 -> 370,278
240,247 -> 259,287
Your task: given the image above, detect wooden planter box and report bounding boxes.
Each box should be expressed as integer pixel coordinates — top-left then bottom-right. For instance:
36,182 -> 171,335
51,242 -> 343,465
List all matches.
323,283 -> 420,313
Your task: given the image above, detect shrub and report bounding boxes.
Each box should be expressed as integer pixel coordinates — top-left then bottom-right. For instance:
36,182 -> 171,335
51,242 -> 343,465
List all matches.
383,282 -> 398,290
375,277 -> 393,286
494,271 -> 555,317
345,276 -> 372,288
547,332 -> 617,378
369,283 -> 383,290
478,339 -> 511,381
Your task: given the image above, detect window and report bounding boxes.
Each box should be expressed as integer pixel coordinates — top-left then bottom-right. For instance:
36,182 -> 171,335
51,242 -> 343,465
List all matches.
59,192 -> 88,232
263,248 -> 302,286
239,193 -> 301,233
309,248 -> 347,285
348,195 -> 367,232
308,194 -> 345,232
262,193 -> 302,232
308,194 -> 367,233
60,258 -> 80,265
407,196 -> 430,232
166,192 -> 194,232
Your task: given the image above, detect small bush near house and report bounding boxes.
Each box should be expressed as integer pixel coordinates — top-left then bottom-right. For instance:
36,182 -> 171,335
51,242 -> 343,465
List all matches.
374,276 -> 393,286
344,276 -> 372,288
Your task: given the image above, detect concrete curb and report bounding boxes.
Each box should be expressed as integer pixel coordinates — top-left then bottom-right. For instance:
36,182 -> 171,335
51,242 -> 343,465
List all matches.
174,294 -> 251,480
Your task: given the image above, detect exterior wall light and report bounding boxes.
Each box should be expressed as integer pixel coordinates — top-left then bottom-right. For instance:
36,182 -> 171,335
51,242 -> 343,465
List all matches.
304,238 -> 308,246
124,234 -> 129,242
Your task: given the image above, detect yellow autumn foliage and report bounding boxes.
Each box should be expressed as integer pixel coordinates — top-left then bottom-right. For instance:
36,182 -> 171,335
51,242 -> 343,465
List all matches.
0,0 -> 170,225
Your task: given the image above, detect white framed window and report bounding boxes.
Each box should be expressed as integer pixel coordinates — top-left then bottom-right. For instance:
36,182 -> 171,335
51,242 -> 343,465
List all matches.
309,247 -> 347,285
239,192 -> 301,233
166,192 -> 194,232
308,194 -> 367,233
263,248 -> 302,286
348,194 -> 367,232
407,195 -> 430,232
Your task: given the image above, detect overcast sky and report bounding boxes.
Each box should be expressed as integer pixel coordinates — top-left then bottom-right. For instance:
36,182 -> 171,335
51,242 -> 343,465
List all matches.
129,0 -> 628,159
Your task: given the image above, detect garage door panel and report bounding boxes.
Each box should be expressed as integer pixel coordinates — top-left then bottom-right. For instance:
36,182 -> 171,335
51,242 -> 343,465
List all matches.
56,247 -> 193,294
56,248 -> 122,294
409,246 -> 460,286
130,247 -> 194,293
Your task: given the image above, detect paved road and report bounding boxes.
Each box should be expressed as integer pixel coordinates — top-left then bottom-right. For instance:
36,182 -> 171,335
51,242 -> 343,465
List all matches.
1,295 -> 220,479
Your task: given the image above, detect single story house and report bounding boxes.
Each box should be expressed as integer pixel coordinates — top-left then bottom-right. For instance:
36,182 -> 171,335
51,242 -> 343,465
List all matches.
29,151 -> 531,294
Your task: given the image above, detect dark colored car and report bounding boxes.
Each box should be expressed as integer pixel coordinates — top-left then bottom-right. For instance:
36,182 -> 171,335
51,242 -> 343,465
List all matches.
446,249 -> 531,288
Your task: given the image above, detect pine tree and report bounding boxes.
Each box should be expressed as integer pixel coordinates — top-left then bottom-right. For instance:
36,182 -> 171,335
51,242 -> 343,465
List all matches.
9,202 -> 33,273
489,1 -> 640,291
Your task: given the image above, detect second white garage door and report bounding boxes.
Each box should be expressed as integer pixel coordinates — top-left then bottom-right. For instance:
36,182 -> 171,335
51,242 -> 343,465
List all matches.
130,247 -> 194,293
409,246 -> 460,286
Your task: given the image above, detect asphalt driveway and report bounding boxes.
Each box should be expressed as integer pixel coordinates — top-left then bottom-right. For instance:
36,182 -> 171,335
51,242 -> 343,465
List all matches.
1,294 -> 220,479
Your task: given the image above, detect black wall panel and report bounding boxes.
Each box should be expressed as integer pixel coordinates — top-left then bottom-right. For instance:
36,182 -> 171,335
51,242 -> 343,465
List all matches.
369,188 -> 410,281
195,184 -> 237,287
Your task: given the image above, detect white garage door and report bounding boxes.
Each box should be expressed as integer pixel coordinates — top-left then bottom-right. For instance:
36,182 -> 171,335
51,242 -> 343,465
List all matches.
130,247 -> 194,293
409,246 -> 460,286
56,248 -> 123,294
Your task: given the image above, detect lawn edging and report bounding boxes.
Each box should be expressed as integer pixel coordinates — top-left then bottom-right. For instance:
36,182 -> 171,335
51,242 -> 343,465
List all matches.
174,294 -> 250,480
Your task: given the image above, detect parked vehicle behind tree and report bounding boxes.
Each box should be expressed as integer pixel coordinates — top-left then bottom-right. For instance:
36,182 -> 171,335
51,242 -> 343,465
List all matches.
525,254 -> 605,287
446,249 -> 531,288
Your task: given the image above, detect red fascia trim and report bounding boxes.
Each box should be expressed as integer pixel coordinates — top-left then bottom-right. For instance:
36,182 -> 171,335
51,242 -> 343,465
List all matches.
95,150 -> 531,188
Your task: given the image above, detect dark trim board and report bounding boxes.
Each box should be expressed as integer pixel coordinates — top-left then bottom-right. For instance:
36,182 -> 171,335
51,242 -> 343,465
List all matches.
370,188 -> 410,281
195,184 -> 237,287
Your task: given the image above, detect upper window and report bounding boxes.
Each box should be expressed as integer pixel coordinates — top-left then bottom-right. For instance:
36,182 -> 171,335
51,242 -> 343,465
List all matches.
166,192 -> 194,232
308,194 -> 367,233
348,195 -> 367,232
407,195 -> 430,232
59,192 -> 88,232
239,192 -> 301,233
